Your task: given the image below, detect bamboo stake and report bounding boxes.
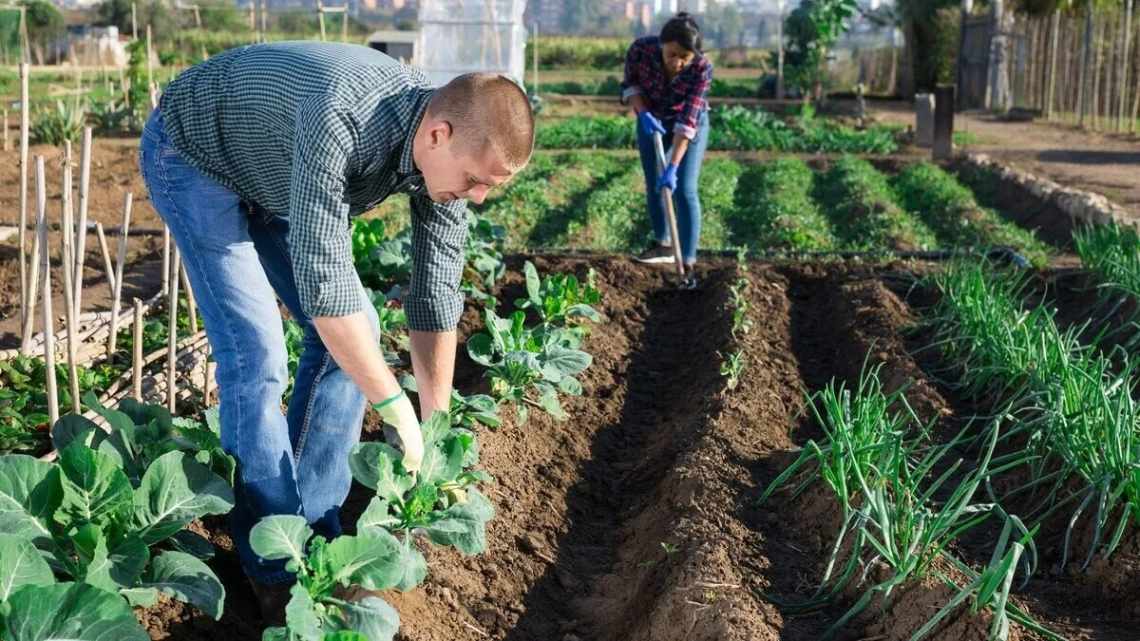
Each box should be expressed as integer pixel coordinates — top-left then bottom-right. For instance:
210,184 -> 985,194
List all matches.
132,299 -> 143,401
179,262 -> 198,334
1119,0 -> 1134,131
74,127 -> 92,315
19,200 -> 41,356
17,62 -> 29,349
108,193 -> 133,357
94,223 -> 116,300
60,143 -> 74,310
204,361 -> 214,408
161,227 -> 170,296
131,1 -> 137,41
146,25 -> 154,100
167,246 -> 181,412
37,158 -> 59,427
59,158 -> 81,416
2,108 -> 8,151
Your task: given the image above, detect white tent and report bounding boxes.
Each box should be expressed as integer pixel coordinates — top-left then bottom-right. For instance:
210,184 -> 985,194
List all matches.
416,0 -> 528,87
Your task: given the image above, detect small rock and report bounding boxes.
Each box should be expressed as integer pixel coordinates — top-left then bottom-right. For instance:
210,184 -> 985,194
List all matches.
518,533 -> 545,554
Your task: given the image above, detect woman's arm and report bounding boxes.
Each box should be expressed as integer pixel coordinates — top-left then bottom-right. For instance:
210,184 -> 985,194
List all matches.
669,135 -> 690,165
669,59 -> 713,165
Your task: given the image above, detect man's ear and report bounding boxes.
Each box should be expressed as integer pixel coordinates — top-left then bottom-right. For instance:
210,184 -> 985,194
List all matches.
428,120 -> 454,149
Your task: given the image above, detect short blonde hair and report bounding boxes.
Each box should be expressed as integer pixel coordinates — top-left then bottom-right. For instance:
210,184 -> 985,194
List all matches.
428,73 -> 535,170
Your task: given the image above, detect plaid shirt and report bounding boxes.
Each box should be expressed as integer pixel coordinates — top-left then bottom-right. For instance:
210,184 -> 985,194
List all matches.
159,41 -> 468,331
620,36 -> 713,140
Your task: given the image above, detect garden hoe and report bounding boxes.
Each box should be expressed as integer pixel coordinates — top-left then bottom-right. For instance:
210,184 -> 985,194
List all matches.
651,131 -> 695,289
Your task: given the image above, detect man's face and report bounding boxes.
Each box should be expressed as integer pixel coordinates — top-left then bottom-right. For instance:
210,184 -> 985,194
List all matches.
415,121 -> 520,205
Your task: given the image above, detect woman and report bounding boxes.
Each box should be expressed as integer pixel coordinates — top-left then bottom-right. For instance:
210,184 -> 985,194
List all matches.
621,12 -> 712,286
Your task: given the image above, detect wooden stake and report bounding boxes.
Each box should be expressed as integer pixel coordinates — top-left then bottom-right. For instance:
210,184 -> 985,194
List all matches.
74,128 -> 92,315
19,202 -> 41,356
17,62 -> 29,349
108,193 -> 133,357
161,226 -> 170,296
60,144 -> 74,310
179,262 -> 198,334
132,299 -> 143,401
131,1 -> 138,41
146,24 -> 153,96
204,361 -> 214,408
3,108 -> 8,151
37,158 -> 59,427
94,223 -> 115,297
59,158 -> 81,416
167,247 -> 181,413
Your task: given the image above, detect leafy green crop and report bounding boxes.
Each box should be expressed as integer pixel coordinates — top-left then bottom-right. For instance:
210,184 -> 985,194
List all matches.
0,398 -> 235,624
350,411 -> 493,556
514,261 -> 601,331
728,159 -> 835,251
467,308 -> 592,423
463,213 -> 508,306
815,156 -> 937,251
31,99 -> 86,145
0,357 -> 121,455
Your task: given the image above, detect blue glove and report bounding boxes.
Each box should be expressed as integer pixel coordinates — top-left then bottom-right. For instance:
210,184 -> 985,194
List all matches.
637,111 -> 666,136
656,162 -> 678,192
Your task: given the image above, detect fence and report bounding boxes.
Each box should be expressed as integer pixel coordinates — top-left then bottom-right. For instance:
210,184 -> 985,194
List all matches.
1006,4 -> 1139,132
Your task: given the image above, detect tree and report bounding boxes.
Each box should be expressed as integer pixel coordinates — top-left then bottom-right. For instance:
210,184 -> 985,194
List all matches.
96,0 -> 134,33
19,0 -> 64,64
781,0 -> 859,99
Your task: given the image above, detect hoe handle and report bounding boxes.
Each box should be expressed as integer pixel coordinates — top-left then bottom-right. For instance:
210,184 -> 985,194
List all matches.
652,132 -> 686,277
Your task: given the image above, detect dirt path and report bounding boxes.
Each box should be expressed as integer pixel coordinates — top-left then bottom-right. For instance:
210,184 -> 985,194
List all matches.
869,101 -> 1140,219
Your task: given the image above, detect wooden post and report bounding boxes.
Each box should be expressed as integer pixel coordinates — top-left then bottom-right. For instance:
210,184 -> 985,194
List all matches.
2,108 -> 8,151
318,1 -> 326,41
37,158 -> 59,427
17,62 -> 29,349
60,143 -> 74,308
19,203 -> 41,356
167,247 -> 181,413
132,299 -> 143,401
59,156 -> 81,416
341,5 -> 347,42
933,85 -> 955,160
260,0 -> 267,40
1045,9 -> 1060,119
180,263 -> 198,334
74,127 -> 92,316
1119,0 -> 1133,131
146,24 -> 154,106
131,1 -> 138,41
532,22 -> 538,96
108,193 -> 133,357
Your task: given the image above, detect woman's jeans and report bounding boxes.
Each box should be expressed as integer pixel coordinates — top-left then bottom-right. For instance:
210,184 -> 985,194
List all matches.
139,109 -> 380,585
636,109 -> 710,265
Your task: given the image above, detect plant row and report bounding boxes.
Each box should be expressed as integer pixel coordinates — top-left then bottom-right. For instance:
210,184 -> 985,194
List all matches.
1073,222 -> 1140,351
535,106 -> 900,154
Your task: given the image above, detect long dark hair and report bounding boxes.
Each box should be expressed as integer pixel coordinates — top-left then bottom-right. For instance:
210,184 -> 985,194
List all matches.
660,12 -> 702,54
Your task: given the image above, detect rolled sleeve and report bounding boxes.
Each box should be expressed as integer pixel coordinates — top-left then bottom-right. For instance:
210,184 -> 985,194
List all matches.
676,60 -> 713,140
620,40 -> 647,106
288,98 -> 364,319
406,195 -> 468,331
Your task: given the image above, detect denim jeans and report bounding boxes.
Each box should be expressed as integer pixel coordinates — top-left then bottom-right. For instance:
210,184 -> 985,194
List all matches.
139,109 -> 380,584
636,109 -> 710,265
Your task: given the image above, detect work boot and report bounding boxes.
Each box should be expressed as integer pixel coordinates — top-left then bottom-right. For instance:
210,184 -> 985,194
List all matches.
248,578 -> 292,627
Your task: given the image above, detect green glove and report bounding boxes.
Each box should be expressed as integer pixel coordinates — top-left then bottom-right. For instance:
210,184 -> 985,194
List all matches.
372,391 -> 424,474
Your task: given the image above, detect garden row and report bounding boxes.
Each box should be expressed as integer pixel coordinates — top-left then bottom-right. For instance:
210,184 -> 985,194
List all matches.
536,105 -> 900,154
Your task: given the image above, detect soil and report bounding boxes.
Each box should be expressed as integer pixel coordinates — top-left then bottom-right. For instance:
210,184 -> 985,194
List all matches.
131,256 -> 1139,641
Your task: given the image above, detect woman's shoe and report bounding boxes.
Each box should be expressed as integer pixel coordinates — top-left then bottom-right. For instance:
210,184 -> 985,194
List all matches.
633,242 -> 676,264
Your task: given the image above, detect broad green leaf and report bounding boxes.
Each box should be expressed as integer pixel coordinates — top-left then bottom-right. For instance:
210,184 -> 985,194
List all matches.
537,386 -> 566,421
203,407 -> 221,437
141,551 -> 225,620
0,455 -> 60,541
131,451 -> 234,545
168,529 -> 216,560
50,415 -> 104,452
3,582 -> 150,641
0,533 -> 54,601
465,333 -> 496,367
541,347 -> 592,380
523,261 -> 541,305
313,531 -> 402,590
566,303 -> 601,322
558,376 -> 583,396
322,632 -> 368,641
356,497 -> 399,532
262,627 -> 290,641
283,583 -> 323,640
341,595 -> 400,641
57,443 -> 133,533
349,443 -> 413,503
393,538 -> 427,592
250,515 -> 312,569
120,586 -> 158,607
420,411 -> 451,447
424,489 -> 494,555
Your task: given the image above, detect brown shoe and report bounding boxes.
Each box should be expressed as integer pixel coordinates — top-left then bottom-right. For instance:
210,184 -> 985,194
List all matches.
248,578 -> 292,627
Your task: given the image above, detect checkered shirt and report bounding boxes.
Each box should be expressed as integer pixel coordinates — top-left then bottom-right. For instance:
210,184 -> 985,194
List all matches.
159,41 -> 468,331
620,36 -> 713,140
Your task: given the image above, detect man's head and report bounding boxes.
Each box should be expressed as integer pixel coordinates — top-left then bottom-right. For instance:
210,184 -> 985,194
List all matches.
413,73 -> 535,205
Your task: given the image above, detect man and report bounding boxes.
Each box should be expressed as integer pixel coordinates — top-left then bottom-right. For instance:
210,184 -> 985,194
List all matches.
138,41 -> 534,617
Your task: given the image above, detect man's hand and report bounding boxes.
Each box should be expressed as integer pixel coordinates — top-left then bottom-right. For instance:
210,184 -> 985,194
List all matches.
373,391 -> 424,474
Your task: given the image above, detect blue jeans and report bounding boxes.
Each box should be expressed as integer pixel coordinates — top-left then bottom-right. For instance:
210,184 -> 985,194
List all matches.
636,110 -> 709,265
139,110 -> 380,584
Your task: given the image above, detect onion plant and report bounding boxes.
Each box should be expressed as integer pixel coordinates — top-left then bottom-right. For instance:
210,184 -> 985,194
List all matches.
1073,222 -> 1140,349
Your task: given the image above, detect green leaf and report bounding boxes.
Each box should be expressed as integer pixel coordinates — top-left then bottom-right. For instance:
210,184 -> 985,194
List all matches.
249,515 -> 311,570
141,551 -> 226,620
50,415 -> 104,452
130,451 -> 234,545
56,443 -> 133,533
0,533 -> 54,601
356,497 -> 399,533
393,538 -> 427,592
566,303 -> 601,322
312,531 -> 402,591
558,376 -> 583,396
340,595 -> 400,641
537,387 -> 566,421
348,443 -> 414,503
120,586 -> 158,607
523,261 -> 541,305
3,582 -> 150,641
466,333 -> 496,367
0,455 -> 60,542
283,583 -> 323,640
322,632 -> 368,641
424,489 -> 494,555
541,347 -> 592,380
76,529 -> 148,593
167,529 -> 216,560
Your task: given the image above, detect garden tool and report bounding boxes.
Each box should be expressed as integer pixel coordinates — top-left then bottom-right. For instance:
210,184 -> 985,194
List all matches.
651,131 -> 688,284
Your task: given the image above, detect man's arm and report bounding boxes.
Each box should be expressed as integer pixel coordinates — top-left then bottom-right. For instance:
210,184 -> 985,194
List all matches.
406,195 -> 469,417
